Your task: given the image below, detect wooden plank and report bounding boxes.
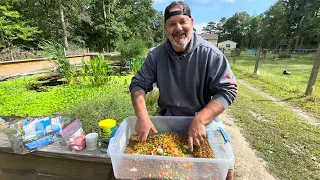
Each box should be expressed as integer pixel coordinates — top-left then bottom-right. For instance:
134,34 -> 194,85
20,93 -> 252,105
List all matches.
0,152 -> 114,180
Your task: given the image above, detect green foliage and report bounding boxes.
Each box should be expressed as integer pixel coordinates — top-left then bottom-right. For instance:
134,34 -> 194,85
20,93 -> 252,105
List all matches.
81,55 -> 112,87
145,89 -> 160,116
132,58 -> 144,74
0,2 -> 40,47
6,0 -> 163,52
116,37 -> 147,60
62,90 -> 134,133
0,74 -> 134,117
0,74 -> 162,133
202,22 -> 218,34
38,41 -> 74,84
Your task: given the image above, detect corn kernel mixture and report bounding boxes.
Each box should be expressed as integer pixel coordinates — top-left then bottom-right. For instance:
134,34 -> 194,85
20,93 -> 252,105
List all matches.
124,132 -> 215,158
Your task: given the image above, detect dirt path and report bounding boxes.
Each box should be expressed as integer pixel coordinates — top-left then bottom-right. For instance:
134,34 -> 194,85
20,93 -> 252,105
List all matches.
237,79 -> 319,127
221,112 -> 277,180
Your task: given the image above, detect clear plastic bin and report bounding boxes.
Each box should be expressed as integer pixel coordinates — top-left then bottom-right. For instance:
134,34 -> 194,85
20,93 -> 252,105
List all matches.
107,116 -> 234,180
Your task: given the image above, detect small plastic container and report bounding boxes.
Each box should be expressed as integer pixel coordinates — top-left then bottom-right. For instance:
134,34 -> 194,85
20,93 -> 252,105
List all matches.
99,119 -> 116,153
99,119 -> 116,139
85,133 -> 98,150
107,116 -> 234,180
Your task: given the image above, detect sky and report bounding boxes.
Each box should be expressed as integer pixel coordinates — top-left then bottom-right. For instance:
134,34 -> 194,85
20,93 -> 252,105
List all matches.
152,0 -> 277,33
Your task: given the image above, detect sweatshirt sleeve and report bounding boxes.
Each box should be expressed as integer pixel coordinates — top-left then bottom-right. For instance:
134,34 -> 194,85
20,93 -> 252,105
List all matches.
129,53 -> 157,94
207,52 -> 238,109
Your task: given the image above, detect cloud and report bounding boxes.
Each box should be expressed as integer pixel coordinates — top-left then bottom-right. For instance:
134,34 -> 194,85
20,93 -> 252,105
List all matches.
153,0 -> 184,4
194,23 -> 207,34
220,0 -> 235,3
197,0 -> 215,4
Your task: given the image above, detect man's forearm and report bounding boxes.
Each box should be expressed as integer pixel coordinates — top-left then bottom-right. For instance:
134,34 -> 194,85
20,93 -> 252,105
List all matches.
196,99 -> 225,125
131,90 -> 149,120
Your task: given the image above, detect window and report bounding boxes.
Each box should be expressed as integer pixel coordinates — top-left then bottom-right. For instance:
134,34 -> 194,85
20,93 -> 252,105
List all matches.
226,44 -> 231,48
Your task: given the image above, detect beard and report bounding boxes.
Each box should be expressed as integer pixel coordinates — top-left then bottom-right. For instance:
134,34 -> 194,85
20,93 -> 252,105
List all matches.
168,31 -> 192,52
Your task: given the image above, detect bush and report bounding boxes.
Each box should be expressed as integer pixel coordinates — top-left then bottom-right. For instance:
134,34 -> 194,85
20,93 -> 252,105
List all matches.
62,90 -> 134,133
116,37 -> 147,60
61,86 -> 160,132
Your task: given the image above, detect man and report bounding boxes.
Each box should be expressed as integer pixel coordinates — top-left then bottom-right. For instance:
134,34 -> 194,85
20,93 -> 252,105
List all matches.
129,1 -> 237,179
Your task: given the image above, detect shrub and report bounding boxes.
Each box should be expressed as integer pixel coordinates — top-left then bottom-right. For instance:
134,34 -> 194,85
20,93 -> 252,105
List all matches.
116,37 -> 147,60
62,90 -> 134,133
61,85 -> 160,132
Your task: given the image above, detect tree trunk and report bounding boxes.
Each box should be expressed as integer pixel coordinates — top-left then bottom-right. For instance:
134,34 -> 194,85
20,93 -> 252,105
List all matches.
102,0 -> 110,53
0,29 -> 4,44
254,41 -> 262,75
305,43 -> 320,96
58,0 -> 68,50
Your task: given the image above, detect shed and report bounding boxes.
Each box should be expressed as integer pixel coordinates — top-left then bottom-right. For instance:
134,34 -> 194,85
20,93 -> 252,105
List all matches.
218,40 -> 238,50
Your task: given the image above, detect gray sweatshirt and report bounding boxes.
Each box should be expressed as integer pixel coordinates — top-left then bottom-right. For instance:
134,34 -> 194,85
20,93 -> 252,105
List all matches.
129,32 -> 238,119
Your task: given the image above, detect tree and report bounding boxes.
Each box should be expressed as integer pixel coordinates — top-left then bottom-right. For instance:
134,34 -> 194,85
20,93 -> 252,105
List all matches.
223,12 -> 250,48
247,16 -> 262,48
202,22 -> 218,34
150,11 -> 166,45
260,1 -> 287,49
0,1 -> 39,48
122,0 -> 157,47
216,17 -> 227,42
58,0 -> 68,49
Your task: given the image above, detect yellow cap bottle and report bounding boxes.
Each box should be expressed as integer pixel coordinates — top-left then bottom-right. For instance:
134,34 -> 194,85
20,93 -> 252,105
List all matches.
99,119 -> 117,139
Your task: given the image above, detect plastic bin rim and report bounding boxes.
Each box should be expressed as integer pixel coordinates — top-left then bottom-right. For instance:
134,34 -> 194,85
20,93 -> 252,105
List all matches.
108,115 -> 234,163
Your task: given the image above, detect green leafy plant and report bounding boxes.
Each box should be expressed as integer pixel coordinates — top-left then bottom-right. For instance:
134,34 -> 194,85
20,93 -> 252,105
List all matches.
81,55 -> 112,86
38,41 -> 75,84
132,58 -> 144,74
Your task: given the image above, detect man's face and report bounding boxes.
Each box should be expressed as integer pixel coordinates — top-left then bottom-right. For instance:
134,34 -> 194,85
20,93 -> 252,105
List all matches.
164,5 -> 194,52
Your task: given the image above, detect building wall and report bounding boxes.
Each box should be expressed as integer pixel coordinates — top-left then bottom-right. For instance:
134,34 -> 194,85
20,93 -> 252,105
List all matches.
218,41 -> 237,50
208,39 -> 218,47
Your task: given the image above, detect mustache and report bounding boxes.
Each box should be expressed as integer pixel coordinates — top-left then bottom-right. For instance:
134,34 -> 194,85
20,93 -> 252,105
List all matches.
172,31 -> 187,36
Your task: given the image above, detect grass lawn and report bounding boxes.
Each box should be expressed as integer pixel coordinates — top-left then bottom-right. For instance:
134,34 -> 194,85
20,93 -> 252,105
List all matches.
228,83 -> 320,179
0,73 -> 159,132
224,52 -> 320,179
228,53 -> 320,118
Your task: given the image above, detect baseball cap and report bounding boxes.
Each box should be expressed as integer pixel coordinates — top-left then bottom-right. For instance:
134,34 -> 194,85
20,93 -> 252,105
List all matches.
164,1 -> 191,23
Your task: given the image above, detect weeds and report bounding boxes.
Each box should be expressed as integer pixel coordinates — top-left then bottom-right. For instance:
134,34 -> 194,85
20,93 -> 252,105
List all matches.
38,41 -> 75,84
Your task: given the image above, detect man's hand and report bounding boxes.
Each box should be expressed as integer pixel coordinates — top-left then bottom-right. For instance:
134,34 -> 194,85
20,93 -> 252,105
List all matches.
187,100 -> 225,151
188,117 -> 206,152
131,90 -> 158,142
135,117 -> 158,143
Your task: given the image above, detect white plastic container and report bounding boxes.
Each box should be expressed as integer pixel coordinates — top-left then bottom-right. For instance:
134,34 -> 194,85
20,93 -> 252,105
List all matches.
85,132 -> 98,150
107,116 -> 234,180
